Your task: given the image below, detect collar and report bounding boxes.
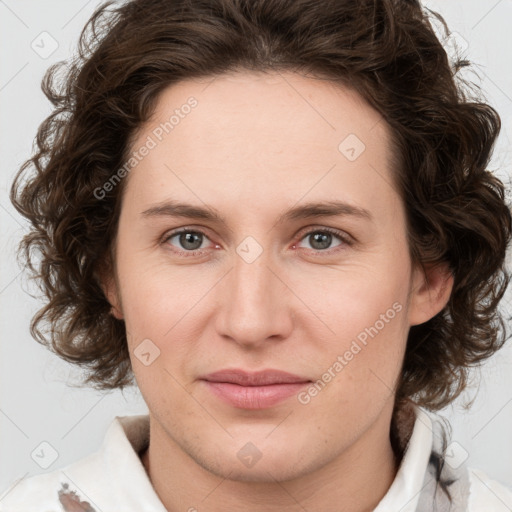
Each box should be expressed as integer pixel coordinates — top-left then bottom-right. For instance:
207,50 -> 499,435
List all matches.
103,414 -> 167,511
106,406 -> 435,511
375,406 -> 434,511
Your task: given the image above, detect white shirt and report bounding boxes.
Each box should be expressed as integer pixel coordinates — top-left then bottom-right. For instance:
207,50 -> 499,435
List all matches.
1,407 -> 511,511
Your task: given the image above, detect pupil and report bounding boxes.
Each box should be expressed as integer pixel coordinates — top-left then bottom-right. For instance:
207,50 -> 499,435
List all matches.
311,232 -> 331,250
181,232 -> 202,250
177,232 -> 332,251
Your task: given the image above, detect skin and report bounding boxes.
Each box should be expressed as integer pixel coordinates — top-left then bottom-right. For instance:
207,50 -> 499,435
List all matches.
102,70 -> 453,512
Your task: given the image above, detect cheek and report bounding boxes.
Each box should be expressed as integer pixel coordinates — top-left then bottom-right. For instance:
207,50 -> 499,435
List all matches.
116,244 -> 212,329
295,261 -> 411,401
295,254 -> 410,340
117,262 -> 210,403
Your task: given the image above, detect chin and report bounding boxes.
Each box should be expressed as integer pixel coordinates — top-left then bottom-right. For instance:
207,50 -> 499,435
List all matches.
203,456 -> 309,483
190,438 -> 324,484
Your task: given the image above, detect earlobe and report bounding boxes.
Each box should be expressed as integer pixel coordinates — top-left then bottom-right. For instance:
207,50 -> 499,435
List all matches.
105,283 -> 124,320
109,303 -> 124,320
96,261 -> 124,320
408,261 -> 454,327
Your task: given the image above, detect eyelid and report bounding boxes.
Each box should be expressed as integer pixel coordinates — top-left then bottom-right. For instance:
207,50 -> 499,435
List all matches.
295,225 -> 355,245
160,226 -> 217,254
161,224 -> 354,256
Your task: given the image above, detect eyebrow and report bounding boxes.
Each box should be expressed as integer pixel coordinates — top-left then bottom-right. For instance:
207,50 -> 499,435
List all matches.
141,199 -> 373,228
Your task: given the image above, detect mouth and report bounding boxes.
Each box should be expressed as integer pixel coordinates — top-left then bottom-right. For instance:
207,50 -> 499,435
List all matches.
200,369 -> 312,409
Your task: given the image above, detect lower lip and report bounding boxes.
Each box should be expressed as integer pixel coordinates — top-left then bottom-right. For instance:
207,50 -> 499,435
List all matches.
202,380 -> 310,409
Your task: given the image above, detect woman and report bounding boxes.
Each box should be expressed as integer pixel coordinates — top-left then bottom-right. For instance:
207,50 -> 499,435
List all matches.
4,0 -> 512,510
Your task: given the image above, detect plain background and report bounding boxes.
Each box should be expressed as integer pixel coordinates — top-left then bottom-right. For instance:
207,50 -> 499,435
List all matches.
1,0 -> 512,497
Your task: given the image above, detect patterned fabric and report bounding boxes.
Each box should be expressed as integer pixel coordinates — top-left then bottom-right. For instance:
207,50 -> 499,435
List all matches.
58,482 -> 96,512
415,414 -> 470,511
1,406 -> 511,511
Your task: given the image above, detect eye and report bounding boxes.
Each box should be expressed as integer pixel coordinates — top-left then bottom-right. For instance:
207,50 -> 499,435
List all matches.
162,229 -> 213,255
161,226 -> 352,257
295,227 -> 352,253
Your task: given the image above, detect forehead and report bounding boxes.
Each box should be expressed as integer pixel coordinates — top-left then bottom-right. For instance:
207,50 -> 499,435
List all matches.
140,70 -> 389,154
124,70 -> 398,216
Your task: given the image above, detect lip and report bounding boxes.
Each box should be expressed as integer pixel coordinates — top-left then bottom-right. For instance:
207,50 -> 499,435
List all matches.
201,369 -> 310,386
200,369 -> 311,409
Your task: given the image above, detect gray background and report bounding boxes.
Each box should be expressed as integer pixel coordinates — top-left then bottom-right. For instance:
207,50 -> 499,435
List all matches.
1,0 -> 512,497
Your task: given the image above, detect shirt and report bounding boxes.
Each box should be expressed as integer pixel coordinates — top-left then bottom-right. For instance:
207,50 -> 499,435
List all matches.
1,406 -> 511,511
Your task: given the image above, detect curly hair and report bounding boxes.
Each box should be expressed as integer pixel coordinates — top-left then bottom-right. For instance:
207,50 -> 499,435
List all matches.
10,0 -> 512,410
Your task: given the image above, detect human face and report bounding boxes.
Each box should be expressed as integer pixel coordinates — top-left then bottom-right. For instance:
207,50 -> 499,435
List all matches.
106,70 -> 428,482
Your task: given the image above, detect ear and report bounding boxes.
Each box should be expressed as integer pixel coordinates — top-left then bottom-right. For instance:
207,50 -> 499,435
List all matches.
408,261 -> 454,326
96,259 -> 124,321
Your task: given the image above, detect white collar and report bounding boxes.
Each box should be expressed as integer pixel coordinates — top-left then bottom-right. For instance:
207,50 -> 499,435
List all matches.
101,414 -> 167,511
375,406 -> 434,511
106,406 -> 433,511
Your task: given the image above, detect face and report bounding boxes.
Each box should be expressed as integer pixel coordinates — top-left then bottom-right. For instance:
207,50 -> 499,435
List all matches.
104,71 -> 451,482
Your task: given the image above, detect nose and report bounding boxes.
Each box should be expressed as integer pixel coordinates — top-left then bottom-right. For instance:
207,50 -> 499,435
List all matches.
214,247 -> 294,349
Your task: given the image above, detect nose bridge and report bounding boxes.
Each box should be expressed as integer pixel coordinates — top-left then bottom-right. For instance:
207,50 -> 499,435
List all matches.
233,248 -> 271,308
216,241 -> 291,345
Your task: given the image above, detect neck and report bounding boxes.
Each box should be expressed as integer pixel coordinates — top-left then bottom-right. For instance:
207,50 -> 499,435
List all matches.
140,404 -> 405,512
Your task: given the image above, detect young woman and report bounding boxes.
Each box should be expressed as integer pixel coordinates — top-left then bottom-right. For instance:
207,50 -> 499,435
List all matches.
4,0 -> 512,510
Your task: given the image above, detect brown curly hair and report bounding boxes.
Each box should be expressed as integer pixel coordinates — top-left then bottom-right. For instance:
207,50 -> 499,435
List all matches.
10,0 -> 512,410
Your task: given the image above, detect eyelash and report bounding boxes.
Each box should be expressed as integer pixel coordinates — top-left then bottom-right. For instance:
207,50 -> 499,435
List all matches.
161,226 -> 353,258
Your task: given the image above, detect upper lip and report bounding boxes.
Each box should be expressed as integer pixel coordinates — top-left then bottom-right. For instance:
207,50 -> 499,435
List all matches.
201,369 -> 311,386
